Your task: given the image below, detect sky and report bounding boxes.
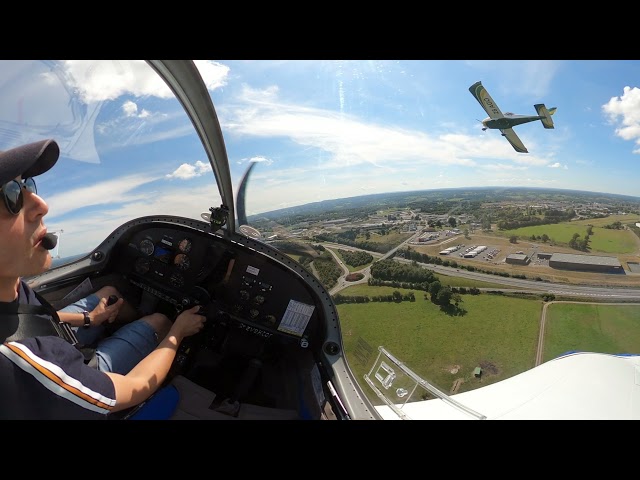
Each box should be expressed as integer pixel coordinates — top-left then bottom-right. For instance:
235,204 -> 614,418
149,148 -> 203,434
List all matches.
3,60 -> 640,258
211,60 -> 640,205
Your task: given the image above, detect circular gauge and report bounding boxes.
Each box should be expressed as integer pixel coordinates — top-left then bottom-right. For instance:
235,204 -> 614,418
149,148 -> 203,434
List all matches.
134,257 -> 151,274
139,239 -> 154,256
178,238 -> 192,253
174,253 -> 190,271
170,272 -> 184,288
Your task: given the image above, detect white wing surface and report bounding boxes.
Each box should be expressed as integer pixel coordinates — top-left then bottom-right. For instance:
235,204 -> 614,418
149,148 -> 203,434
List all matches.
469,81 -> 504,119
500,128 -> 528,153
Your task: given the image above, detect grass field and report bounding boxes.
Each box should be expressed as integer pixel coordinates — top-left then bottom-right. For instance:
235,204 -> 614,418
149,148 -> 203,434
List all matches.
337,284 -> 640,406
573,214 -> 640,228
326,247 -> 374,273
337,285 -> 542,403
543,302 -> 640,361
357,231 -> 414,246
497,214 -> 640,254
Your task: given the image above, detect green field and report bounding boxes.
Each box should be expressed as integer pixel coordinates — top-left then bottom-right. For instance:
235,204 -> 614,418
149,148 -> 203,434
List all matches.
337,285 -> 542,403
327,247 -> 374,273
337,284 -> 640,406
357,231 -> 414,246
501,223 -> 638,253
543,303 -> 640,361
573,214 -> 640,228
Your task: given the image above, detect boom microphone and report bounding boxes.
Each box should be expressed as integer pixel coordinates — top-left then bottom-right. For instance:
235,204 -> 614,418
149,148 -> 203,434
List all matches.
41,233 -> 58,250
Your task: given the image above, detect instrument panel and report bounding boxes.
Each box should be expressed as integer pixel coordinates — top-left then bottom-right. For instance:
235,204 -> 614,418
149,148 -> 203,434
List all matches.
130,233 -> 201,289
113,224 -> 320,346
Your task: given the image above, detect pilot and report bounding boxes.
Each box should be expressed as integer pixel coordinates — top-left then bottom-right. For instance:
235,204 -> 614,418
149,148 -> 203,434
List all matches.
0,139 -> 207,419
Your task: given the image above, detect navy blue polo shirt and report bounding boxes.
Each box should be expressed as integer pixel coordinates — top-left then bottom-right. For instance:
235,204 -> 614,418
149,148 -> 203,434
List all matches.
0,280 -> 116,419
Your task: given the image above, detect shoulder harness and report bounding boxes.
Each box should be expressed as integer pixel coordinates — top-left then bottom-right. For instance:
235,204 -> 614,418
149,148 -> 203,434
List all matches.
0,291 -> 97,366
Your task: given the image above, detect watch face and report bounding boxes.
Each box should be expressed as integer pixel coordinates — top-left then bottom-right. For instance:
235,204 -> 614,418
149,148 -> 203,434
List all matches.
83,311 -> 91,327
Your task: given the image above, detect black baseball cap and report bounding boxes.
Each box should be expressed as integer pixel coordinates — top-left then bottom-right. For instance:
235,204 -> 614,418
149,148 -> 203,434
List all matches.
0,139 -> 59,186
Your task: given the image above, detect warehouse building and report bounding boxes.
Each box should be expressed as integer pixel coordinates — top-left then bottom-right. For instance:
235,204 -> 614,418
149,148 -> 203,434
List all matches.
506,253 -> 530,265
548,253 -> 623,273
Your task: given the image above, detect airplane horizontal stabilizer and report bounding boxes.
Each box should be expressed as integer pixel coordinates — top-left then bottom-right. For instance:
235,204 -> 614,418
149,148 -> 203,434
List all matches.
534,104 -> 555,129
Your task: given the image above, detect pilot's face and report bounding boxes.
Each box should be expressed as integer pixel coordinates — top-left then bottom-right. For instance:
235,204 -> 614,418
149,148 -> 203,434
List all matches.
0,176 -> 51,294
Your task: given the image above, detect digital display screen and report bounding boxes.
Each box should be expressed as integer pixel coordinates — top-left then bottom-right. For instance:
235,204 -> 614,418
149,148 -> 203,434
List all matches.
153,245 -> 174,264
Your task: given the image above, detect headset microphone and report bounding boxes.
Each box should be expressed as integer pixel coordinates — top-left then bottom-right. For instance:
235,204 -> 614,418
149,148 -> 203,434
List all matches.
41,233 -> 58,250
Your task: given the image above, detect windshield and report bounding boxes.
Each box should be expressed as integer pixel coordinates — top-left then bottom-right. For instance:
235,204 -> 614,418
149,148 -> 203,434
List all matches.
7,60 -> 640,419
0,60 -> 223,261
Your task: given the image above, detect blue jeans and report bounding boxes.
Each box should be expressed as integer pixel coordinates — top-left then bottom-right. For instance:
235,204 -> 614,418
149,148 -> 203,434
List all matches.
60,294 -> 159,375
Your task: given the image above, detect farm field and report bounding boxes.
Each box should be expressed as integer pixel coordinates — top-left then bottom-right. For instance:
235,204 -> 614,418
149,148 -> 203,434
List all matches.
500,222 -> 639,254
337,284 -> 640,406
337,285 -> 541,402
543,302 -> 640,362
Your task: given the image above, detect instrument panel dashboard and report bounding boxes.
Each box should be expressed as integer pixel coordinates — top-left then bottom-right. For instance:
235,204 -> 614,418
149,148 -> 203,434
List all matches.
112,224 -> 321,346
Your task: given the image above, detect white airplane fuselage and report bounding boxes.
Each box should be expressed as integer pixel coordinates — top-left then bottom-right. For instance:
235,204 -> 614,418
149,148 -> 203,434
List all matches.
481,113 -> 546,131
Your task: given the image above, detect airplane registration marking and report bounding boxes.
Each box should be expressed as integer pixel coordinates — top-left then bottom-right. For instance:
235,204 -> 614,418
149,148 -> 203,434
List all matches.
483,97 -> 495,108
238,323 -> 272,338
483,97 -> 500,115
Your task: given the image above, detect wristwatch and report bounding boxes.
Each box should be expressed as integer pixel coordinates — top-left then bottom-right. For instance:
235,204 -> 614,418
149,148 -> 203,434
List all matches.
82,311 -> 91,328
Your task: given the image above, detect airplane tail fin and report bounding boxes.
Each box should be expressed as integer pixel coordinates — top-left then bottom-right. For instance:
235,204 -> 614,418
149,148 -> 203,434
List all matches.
534,104 -> 555,129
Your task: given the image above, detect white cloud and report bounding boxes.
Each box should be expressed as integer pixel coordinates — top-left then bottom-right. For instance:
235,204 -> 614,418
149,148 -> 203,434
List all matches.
62,60 -> 230,104
602,86 -> 640,152
166,161 -> 211,179
223,89 -> 556,174
46,173 -> 164,218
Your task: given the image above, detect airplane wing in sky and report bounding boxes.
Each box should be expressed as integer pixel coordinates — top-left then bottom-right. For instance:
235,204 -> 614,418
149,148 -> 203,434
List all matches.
469,81 -> 504,119
500,128 -> 528,153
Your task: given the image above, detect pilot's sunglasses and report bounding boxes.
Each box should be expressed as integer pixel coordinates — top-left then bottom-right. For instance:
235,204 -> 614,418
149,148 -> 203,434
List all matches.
1,177 -> 37,215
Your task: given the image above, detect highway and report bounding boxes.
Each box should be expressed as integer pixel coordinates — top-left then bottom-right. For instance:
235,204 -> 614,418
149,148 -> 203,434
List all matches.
323,231 -> 640,300
319,235 -> 640,372
393,258 -> 640,301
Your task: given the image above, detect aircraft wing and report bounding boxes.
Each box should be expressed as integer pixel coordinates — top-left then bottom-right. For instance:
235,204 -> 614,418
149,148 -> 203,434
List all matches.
469,81 -> 504,118
500,128 -> 528,153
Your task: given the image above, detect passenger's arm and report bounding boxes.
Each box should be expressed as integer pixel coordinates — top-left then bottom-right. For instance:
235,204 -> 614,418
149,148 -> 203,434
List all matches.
105,305 -> 205,411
